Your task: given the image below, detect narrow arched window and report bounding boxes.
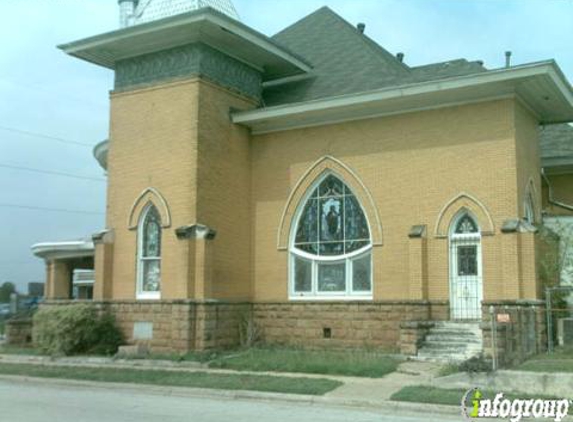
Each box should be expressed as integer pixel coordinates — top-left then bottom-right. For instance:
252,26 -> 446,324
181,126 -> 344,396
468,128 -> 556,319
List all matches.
137,204 -> 161,299
524,192 -> 535,224
290,174 -> 372,298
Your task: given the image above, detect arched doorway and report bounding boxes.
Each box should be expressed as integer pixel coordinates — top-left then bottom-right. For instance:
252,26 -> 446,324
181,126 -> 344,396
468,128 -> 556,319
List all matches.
449,211 -> 483,320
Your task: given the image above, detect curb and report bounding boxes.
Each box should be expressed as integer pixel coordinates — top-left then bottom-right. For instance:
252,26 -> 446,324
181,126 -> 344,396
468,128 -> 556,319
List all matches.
0,374 -> 461,417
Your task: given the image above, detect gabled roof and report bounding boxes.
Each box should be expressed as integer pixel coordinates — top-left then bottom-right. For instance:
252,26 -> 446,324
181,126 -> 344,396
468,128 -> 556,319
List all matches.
265,7 -> 407,106
236,7 -> 573,133
541,124 -> 573,159
263,7 -> 487,106
540,124 -> 573,172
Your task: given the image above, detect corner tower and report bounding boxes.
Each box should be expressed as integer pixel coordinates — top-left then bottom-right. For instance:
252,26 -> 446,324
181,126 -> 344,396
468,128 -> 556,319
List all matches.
59,6 -> 311,303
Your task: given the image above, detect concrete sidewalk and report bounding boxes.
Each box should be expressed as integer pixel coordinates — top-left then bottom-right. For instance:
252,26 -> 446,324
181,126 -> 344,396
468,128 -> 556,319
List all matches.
0,353 -> 459,417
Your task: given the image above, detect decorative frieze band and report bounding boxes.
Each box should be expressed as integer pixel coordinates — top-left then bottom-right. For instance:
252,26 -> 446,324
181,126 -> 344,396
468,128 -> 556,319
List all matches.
115,43 -> 262,100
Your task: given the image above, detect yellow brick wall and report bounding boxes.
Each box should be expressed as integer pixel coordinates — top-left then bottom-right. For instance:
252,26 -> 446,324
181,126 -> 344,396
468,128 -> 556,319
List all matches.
107,79 -> 201,299
513,101 -> 542,298
195,82 -> 255,300
106,77 -> 255,300
514,101 -> 542,220
251,98 -> 531,302
105,77 -> 542,304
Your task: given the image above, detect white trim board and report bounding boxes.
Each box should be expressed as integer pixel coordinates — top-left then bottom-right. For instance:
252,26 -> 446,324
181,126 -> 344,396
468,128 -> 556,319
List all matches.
233,61 -> 573,134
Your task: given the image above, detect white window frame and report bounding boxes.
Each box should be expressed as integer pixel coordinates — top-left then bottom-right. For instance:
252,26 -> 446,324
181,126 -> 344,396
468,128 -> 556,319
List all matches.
137,204 -> 161,300
288,173 -> 373,301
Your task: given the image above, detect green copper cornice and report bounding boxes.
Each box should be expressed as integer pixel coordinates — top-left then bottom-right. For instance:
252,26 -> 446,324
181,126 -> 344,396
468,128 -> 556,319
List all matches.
115,43 -> 262,100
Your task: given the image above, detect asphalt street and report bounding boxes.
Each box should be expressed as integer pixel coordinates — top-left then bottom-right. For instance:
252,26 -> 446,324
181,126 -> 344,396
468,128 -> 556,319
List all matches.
0,378 -> 463,422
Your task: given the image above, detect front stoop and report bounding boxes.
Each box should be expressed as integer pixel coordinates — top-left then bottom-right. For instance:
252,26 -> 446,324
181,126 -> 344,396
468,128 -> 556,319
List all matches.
415,321 -> 483,363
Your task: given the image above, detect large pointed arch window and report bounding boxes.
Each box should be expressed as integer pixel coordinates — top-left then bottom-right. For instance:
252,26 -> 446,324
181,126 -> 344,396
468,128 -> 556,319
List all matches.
290,174 -> 372,299
137,204 -> 162,299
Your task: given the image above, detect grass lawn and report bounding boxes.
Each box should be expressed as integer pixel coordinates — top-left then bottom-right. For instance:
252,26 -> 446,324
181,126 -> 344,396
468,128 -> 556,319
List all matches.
518,359 -> 573,373
0,344 -> 399,378
0,363 -> 342,395
517,346 -> 573,373
122,351 -> 216,363
391,386 -> 466,406
0,320 -> 4,336
437,363 -> 460,377
207,348 -> 399,378
391,386 -> 562,406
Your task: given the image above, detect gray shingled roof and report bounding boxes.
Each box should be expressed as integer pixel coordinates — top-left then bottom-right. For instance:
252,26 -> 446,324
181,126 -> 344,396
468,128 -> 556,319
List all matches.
263,7 -> 486,106
540,124 -> 573,165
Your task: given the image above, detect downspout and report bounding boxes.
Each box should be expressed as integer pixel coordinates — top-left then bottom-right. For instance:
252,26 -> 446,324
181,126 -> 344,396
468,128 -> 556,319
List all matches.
541,167 -> 573,212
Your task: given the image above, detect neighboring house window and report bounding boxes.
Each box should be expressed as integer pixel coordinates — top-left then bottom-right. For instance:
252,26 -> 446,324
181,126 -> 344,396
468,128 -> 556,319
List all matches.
137,204 -> 161,299
290,174 -> 372,299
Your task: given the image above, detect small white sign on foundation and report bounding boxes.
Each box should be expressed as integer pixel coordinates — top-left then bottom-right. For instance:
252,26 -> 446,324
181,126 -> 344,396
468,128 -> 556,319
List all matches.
133,322 -> 153,340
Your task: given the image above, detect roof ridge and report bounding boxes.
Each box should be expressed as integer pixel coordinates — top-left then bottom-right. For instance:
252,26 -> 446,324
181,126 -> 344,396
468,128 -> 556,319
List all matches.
317,7 -> 410,73
272,6 -> 331,39
273,6 -> 409,74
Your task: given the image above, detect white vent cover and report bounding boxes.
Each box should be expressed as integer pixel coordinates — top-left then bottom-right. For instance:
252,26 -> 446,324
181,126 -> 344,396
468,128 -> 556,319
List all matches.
127,0 -> 239,27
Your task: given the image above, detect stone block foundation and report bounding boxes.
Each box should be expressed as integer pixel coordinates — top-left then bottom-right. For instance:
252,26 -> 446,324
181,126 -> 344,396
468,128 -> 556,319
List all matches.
252,301 -> 440,351
42,300 -> 250,354
42,300 -> 443,353
5,318 -> 33,346
40,300 -> 546,358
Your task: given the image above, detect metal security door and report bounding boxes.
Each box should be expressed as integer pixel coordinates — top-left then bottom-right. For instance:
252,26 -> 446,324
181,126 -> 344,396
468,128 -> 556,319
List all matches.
450,239 -> 483,320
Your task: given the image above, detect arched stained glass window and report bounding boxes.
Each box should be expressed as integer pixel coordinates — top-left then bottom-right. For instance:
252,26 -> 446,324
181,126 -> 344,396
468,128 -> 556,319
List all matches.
454,214 -> 479,234
290,174 -> 372,298
137,204 -> 161,299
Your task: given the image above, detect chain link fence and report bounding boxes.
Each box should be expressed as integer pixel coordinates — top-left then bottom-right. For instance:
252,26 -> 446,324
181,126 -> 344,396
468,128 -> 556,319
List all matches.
545,286 -> 573,352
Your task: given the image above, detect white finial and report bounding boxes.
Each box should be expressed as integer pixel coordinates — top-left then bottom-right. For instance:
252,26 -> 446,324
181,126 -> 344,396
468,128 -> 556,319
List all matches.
118,0 -> 137,28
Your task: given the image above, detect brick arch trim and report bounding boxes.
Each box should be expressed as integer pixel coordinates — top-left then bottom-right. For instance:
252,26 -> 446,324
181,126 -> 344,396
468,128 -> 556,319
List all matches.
277,155 -> 383,250
434,192 -> 494,237
128,187 -> 171,230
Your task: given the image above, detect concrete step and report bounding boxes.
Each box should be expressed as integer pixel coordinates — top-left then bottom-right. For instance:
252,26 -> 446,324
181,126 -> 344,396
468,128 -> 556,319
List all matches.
416,321 -> 483,363
414,353 -> 478,363
433,321 -> 481,328
422,340 -> 482,350
425,336 -> 481,343
432,330 -> 481,334
425,333 -> 482,342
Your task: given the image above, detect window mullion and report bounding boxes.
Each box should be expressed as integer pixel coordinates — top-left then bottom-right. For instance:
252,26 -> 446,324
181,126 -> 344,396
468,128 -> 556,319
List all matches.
312,259 -> 317,295
347,257 -> 352,295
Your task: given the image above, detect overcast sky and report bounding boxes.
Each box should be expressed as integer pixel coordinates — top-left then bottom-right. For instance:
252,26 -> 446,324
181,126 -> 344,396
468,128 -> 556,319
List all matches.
0,0 -> 572,293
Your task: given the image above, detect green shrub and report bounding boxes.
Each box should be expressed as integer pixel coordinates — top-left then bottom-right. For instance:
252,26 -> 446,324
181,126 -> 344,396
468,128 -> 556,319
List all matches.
458,354 -> 492,374
32,304 -> 123,356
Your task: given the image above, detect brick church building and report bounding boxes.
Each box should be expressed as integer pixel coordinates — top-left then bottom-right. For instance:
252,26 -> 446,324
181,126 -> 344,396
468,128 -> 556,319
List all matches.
32,0 -> 573,362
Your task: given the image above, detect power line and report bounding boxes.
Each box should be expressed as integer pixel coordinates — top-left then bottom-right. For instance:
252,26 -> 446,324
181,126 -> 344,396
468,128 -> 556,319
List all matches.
0,125 -> 95,148
0,163 -> 106,182
0,203 -> 104,216
0,77 -> 108,110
